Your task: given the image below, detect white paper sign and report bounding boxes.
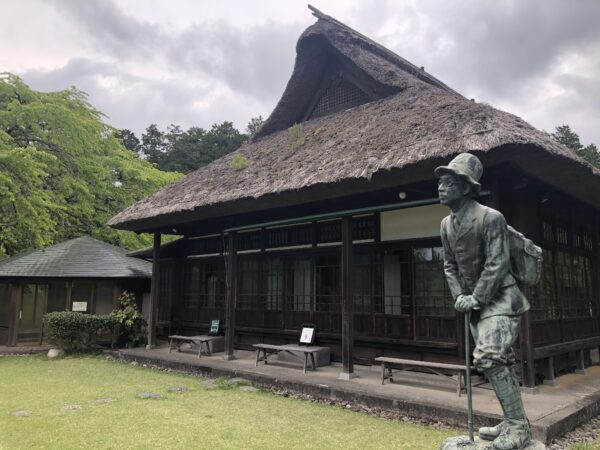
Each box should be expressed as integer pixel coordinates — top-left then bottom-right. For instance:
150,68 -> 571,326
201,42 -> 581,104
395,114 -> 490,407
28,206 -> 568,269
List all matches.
300,327 -> 315,344
72,301 -> 88,312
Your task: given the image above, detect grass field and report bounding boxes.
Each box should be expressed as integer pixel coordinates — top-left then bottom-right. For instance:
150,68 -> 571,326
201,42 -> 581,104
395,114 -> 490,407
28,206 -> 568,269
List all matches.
0,355 -> 455,449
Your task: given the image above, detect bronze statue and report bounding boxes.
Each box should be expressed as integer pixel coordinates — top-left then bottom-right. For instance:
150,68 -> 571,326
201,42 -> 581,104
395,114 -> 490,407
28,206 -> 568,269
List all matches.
436,153 -> 532,450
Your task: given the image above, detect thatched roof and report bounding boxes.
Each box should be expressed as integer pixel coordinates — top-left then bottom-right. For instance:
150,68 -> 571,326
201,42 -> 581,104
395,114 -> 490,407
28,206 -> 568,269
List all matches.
0,236 -> 152,278
109,8 -> 600,232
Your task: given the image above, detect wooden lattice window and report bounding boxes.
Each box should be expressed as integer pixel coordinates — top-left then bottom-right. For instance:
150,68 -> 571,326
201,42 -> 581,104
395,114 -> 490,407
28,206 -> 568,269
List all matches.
352,253 -> 373,315
288,257 -> 311,312
266,224 -> 312,248
314,254 -> 340,313
238,259 -> 260,310
542,221 -> 554,242
183,261 -> 225,309
311,76 -> 371,119
317,220 -> 341,243
413,247 -> 454,318
375,250 -> 411,316
189,236 -> 222,255
583,233 -> 593,252
263,258 -> 284,310
530,248 -> 560,321
556,224 -> 569,246
573,233 -> 582,249
238,230 -> 262,251
352,215 -> 376,240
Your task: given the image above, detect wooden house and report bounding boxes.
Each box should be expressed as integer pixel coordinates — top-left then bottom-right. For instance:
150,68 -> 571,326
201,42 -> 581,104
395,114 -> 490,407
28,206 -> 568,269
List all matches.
0,236 -> 151,346
108,8 -> 600,386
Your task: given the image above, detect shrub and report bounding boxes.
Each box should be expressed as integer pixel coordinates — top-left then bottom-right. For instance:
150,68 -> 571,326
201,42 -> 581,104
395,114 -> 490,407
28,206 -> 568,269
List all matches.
230,153 -> 249,170
288,123 -> 304,150
43,311 -> 119,353
112,291 -> 147,348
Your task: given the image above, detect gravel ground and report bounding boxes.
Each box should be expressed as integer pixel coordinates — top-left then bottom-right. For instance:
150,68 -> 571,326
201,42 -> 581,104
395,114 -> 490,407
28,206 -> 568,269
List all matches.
548,416 -> 600,449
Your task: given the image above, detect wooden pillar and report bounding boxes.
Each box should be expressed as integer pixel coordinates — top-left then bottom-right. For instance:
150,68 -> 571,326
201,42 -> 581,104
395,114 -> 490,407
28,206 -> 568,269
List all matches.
510,179 -> 538,390
519,309 -> 536,390
593,211 -> 600,344
147,232 -> 161,349
224,231 -> 237,360
339,216 -> 356,380
8,283 -> 21,346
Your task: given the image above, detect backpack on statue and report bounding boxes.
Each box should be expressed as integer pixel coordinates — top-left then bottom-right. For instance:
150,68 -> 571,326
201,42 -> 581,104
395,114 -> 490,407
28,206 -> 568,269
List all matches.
476,207 -> 543,286
506,225 -> 543,286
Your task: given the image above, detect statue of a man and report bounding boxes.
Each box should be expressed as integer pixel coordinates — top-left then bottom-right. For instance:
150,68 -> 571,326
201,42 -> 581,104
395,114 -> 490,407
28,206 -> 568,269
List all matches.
436,153 -> 531,450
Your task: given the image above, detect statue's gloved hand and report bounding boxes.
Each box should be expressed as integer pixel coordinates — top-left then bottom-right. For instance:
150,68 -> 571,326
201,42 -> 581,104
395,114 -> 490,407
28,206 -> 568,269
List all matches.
454,294 -> 479,312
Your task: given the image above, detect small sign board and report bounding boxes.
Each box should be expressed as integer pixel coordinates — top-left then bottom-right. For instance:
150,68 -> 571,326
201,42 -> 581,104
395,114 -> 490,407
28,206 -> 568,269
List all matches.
299,327 -> 315,345
72,301 -> 88,312
209,319 -> 221,335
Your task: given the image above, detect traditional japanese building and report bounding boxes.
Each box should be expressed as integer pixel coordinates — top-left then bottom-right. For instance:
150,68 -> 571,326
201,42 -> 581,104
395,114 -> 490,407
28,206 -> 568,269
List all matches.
109,7 -> 600,387
0,236 -> 151,346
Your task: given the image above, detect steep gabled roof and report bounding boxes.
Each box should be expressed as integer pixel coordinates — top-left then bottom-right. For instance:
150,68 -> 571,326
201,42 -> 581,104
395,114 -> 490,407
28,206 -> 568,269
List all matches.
0,236 -> 152,278
108,8 -> 600,232
255,5 -> 459,138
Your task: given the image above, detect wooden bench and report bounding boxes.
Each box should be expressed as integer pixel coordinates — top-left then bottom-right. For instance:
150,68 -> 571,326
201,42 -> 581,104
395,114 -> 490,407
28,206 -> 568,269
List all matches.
375,356 -> 474,397
253,343 -> 326,374
168,335 -> 224,358
531,336 -> 600,386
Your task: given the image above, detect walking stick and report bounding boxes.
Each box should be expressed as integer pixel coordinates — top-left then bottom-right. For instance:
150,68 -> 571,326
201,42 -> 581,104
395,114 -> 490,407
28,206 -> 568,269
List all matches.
465,310 -> 474,441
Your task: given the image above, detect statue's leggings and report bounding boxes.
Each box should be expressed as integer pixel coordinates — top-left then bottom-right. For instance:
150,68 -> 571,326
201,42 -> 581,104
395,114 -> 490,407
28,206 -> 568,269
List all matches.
469,314 -> 521,371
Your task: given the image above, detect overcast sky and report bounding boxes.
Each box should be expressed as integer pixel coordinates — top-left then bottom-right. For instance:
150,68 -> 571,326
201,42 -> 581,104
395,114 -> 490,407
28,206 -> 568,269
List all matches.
3,0 -> 600,145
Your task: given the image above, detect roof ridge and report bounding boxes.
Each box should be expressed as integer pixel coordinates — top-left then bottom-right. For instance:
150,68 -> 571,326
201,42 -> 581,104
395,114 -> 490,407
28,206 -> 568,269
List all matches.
307,5 -> 460,96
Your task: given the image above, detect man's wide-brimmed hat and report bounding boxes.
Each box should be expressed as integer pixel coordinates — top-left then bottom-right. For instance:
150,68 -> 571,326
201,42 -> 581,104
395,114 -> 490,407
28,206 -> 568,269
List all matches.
434,153 -> 483,194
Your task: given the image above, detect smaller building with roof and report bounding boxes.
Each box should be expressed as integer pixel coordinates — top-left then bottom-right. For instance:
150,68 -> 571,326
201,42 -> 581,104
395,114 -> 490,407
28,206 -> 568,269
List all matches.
0,236 -> 152,346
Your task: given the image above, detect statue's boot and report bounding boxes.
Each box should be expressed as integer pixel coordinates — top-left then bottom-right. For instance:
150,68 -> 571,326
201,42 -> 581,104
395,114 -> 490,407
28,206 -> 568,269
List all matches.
485,365 -> 531,450
479,421 -> 507,441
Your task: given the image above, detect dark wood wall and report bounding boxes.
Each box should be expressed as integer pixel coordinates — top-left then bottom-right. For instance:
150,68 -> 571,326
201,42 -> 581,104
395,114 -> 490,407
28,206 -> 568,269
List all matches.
155,165 -> 600,380
0,277 -> 150,345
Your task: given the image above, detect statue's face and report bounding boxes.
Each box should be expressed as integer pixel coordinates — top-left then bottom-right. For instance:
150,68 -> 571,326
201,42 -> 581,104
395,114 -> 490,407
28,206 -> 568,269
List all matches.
437,174 -> 467,206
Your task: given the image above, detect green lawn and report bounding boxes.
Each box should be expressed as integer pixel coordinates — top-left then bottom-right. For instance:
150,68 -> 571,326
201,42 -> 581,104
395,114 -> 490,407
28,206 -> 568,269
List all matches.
0,355 -> 455,449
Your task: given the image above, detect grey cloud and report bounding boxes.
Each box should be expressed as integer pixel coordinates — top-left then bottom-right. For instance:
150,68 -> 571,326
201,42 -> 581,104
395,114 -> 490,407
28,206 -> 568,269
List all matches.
21,57 -> 270,136
48,0 -> 301,108
361,0 -> 600,143
413,0 -> 600,96
167,20 -> 301,101
48,0 -> 163,58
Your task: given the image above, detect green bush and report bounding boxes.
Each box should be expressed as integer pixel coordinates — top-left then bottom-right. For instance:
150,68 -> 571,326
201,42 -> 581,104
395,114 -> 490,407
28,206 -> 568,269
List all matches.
112,291 -> 147,348
230,153 -> 249,170
288,123 -> 304,150
43,311 -> 119,353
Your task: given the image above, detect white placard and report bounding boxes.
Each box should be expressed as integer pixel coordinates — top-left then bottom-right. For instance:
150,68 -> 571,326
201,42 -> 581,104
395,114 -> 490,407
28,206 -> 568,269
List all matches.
72,301 -> 88,312
300,327 -> 315,344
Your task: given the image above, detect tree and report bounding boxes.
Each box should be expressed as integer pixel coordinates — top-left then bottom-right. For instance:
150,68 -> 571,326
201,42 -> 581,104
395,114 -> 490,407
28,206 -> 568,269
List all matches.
553,124 -> 600,168
160,126 -> 206,173
0,73 -> 181,257
246,115 -> 264,139
114,129 -> 140,153
140,124 -> 168,166
137,121 -> 246,174
203,121 -> 246,164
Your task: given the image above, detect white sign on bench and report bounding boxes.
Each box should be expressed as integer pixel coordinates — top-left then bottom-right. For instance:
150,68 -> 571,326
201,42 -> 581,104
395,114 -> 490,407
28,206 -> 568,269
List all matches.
299,327 -> 315,345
